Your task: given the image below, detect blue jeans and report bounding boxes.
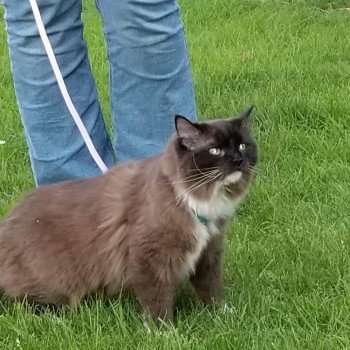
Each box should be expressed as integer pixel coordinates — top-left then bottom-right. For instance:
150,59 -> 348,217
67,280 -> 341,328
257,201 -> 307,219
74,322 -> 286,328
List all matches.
4,0 -> 197,185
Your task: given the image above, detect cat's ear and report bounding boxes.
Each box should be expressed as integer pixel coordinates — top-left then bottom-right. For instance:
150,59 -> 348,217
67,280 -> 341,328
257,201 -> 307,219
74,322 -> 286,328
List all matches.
235,105 -> 255,128
175,116 -> 202,150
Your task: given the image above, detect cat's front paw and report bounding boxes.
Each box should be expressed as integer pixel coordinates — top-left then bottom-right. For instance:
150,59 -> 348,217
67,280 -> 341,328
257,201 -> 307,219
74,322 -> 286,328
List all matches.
221,303 -> 236,314
142,314 -> 167,335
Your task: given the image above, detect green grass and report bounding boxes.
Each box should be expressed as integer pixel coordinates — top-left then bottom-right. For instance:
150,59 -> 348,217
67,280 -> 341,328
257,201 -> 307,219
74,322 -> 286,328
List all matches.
1,0 -> 350,348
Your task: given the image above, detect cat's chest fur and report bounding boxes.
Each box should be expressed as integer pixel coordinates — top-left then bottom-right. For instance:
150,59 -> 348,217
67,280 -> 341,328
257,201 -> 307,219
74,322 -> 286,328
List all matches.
181,185 -> 241,277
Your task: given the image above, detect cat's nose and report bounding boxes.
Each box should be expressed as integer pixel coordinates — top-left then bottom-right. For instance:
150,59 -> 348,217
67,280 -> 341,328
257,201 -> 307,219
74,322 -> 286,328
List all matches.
232,153 -> 243,166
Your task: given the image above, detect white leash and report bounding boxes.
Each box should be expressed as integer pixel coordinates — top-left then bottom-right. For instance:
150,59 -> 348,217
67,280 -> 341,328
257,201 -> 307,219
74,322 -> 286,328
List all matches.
28,0 -> 109,174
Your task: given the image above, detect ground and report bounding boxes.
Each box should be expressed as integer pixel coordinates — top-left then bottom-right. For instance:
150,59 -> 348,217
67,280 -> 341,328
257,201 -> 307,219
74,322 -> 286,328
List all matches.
0,0 -> 350,349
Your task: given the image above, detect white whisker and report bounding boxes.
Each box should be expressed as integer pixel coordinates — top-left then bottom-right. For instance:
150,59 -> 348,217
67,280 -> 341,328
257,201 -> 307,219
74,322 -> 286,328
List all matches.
191,153 -> 206,174
171,170 -> 219,185
158,169 -> 219,185
175,171 -> 223,206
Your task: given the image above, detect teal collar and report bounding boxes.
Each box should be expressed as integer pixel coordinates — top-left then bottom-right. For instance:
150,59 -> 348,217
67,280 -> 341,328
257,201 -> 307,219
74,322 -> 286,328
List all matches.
191,208 -> 210,226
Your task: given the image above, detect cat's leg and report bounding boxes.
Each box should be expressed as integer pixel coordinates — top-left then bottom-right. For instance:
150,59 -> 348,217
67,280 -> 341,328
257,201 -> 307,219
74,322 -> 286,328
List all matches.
190,233 -> 224,304
0,248 -> 80,307
134,279 -> 175,323
130,262 -> 176,323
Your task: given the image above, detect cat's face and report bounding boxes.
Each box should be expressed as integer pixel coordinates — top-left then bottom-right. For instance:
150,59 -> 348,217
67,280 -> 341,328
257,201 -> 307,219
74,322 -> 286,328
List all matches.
174,106 -> 258,194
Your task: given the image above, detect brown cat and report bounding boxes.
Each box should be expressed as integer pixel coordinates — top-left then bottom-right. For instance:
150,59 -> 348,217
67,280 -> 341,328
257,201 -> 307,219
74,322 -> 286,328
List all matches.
0,106 -> 258,322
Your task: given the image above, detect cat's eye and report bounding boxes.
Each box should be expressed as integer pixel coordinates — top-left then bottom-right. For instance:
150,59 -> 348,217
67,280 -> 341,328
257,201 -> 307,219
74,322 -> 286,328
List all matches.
239,143 -> 246,151
209,148 -> 222,156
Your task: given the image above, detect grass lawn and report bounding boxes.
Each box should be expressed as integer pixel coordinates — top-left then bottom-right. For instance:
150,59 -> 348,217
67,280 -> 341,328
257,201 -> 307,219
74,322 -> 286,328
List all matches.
1,0 -> 350,348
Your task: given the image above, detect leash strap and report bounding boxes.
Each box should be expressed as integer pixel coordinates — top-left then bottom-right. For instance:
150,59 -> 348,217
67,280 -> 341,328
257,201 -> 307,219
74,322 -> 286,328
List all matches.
28,0 -> 109,174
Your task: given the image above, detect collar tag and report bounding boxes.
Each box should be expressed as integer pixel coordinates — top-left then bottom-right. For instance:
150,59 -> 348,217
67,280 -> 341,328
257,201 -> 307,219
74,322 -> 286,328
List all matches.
191,208 -> 210,226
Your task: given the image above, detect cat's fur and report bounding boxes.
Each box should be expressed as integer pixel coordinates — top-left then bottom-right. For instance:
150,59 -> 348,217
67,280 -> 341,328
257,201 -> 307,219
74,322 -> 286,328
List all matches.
0,107 -> 258,322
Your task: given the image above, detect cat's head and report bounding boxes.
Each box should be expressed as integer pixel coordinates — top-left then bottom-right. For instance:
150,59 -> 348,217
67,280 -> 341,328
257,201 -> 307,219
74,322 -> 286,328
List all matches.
171,106 -> 258,198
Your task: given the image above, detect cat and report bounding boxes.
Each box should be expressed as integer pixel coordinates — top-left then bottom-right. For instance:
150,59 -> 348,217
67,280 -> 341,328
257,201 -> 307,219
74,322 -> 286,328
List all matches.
0,106 -> 258,322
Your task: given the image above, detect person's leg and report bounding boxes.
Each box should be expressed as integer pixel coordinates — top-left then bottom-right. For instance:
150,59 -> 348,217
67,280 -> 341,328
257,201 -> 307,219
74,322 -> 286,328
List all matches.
4,0 -> 115,186
96,0 -> 197,162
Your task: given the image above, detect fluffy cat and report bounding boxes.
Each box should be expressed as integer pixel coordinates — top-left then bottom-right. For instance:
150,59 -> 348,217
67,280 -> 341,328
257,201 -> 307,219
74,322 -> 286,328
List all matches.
0,106 -> 258,322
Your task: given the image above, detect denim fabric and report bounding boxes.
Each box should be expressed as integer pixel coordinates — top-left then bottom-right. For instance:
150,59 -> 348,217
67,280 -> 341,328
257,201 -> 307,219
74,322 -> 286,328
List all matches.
4,0 -> 197,185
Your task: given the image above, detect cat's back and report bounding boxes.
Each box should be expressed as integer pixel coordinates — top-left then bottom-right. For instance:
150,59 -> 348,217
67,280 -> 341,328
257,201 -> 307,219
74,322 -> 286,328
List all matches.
0,158 -> 157,244
0,175 -> 107,241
